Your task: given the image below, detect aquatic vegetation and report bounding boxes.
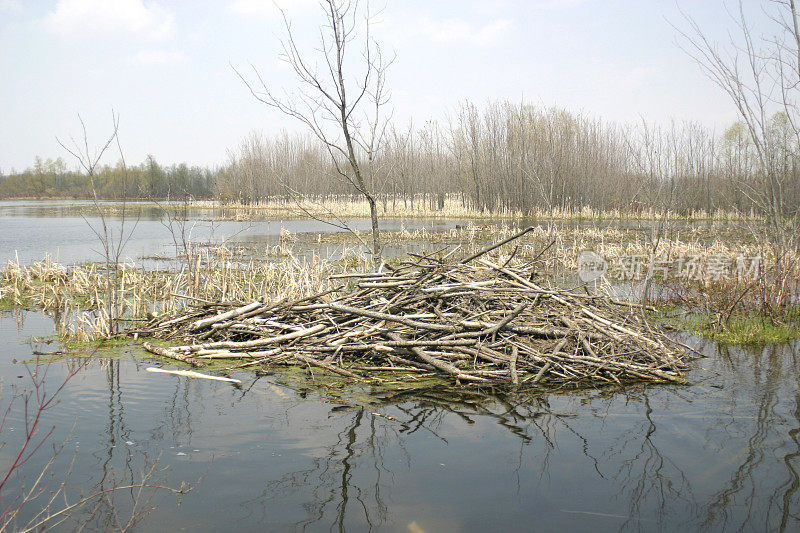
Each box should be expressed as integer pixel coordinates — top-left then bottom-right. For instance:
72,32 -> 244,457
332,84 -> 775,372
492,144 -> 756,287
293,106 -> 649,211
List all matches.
193,197 -> 758,223
3,221 -> 796,350
690,314 -> 800,346
1,250 -> 358,341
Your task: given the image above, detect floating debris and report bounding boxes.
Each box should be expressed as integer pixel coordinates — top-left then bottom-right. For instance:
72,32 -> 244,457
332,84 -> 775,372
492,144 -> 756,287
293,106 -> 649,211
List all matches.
146,367 -> 242,384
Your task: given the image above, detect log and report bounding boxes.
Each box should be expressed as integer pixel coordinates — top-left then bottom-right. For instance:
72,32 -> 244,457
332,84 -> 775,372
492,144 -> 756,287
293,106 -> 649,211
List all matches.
180,324 -> 328,352
385,332 -> 488,383
146,367 -> 241,383
328,303 -> 461,333
189,300 -> 264,331
142,341 -> 201,367
196,347 -> 283,359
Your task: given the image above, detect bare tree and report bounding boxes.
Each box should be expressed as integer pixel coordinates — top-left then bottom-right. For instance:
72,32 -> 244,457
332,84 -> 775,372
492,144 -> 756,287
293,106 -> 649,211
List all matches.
236,0 -> 392,260
676,0 -> 800,251
622,119 -> 679,303
57,113 -> 138,336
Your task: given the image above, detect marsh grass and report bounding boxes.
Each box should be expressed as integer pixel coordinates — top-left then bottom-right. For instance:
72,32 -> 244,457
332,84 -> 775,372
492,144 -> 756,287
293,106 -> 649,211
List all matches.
1,248 -> 365,341
197,196 -> 759,222
313,221 -> 785,277
678,280 -> 800,346
689,314 -> 800,345
4,221 -> 797,345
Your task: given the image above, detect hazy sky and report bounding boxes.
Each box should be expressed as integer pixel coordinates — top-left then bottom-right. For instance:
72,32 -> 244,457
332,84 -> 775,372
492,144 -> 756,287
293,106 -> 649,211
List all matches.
0,0 -> 770,172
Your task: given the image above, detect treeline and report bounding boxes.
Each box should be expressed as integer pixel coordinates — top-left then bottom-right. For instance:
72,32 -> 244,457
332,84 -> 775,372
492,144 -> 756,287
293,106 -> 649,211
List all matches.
217,101 -> 800,217
0,155 -> 215,199
4,100 -> 799,217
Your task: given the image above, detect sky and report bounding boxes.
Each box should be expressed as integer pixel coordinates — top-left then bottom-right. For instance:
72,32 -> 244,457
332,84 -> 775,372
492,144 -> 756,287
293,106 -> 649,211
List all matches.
0,0 -> 773,172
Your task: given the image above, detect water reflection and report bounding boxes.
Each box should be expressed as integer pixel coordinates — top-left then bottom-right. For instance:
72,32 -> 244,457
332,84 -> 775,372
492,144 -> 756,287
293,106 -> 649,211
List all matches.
695,341 -> 800,531
1,312 -> 800,531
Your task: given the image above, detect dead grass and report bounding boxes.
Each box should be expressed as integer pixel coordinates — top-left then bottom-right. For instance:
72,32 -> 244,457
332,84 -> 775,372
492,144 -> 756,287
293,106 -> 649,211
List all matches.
308,221 -> 785,275
195,196 -> 758,222
1,249 -> 364,341
4,221 -> 796,344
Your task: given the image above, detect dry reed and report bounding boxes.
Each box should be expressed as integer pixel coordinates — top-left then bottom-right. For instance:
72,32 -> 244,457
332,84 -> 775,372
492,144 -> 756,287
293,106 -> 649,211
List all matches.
1,249 -> 353,341
3,222 -> 796,342
191,196 -> 759,222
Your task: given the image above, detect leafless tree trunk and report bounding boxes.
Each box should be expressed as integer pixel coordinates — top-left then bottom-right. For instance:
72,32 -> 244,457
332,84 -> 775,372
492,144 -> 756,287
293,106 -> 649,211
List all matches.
235,0 -> 392,261
677,0 -> 800,251
57,113 -> 138,336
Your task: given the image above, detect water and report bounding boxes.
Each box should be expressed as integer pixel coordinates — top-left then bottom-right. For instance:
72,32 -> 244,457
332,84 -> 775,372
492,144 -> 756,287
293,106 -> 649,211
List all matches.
0,200 -> 466,267
1,201 -> 797,531
0,200 -> 748,268
1,310 -> 799,531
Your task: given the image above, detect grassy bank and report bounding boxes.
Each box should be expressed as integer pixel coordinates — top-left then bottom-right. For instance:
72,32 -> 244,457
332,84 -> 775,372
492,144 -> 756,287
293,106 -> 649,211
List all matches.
683,309 -> 800,346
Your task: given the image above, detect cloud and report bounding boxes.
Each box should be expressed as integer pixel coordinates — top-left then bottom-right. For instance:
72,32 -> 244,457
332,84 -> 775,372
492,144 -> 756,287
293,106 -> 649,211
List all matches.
136,48 -> 184,64
419,17 -> 512,46
0,0 -> 22,12
230,0 -> 319,17
44,0 -> 174,39
534,0 -> 594,10
619,65 -> 661,90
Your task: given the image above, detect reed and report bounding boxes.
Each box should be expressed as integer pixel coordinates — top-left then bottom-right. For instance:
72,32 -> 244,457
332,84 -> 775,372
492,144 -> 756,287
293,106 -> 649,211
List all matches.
1,249 -> 358,341
327,222 -> 794,276
190,196 -> 759,223
3,222 -> 796,342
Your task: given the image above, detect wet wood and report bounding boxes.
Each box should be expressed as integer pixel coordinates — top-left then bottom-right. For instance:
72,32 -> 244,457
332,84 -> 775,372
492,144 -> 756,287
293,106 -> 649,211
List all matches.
146,367 -> 242,383
142,341 -> 201,367
189,300 -> 264,331
131,233 -> 693,389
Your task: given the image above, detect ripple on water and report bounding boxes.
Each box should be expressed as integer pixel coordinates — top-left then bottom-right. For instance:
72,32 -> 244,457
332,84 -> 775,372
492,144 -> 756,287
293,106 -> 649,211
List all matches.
3,310 -> 800,531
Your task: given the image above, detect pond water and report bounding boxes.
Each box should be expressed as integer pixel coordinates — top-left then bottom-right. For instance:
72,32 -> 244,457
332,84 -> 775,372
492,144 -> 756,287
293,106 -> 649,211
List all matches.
2,201 -> 797,531
2,311 -> 799,531
0,200 -> 745,268
0,200 -> 485,267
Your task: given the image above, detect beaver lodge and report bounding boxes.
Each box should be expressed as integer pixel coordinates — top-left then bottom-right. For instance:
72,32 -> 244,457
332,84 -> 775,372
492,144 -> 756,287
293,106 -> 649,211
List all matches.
132,229 -> 694,389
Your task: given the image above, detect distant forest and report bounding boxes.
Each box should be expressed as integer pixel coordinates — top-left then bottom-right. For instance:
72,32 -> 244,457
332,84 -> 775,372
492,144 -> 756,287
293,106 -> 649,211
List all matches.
2,100 -> 799,217
0,154 -> 215,200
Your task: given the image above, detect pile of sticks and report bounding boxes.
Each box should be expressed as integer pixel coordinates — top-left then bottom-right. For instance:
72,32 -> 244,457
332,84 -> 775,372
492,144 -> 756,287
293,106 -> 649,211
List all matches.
133,232 -> 692,388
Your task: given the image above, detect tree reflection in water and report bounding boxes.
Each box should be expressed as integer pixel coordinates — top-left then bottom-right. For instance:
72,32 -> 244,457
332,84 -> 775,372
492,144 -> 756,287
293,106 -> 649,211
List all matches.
606,390 -> 696,531
221,339 -> 800,532
30,334 -> 800,531
235,385 -> 607,531
74,358 -> 200,531
697,341 -> 800,532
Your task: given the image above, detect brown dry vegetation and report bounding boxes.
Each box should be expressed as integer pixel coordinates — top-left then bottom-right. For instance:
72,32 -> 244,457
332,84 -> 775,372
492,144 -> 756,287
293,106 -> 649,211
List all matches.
2,221 -> 797,344
135,253 -> 691,390
1,251 -> 344,341
197,197 -> 760,223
